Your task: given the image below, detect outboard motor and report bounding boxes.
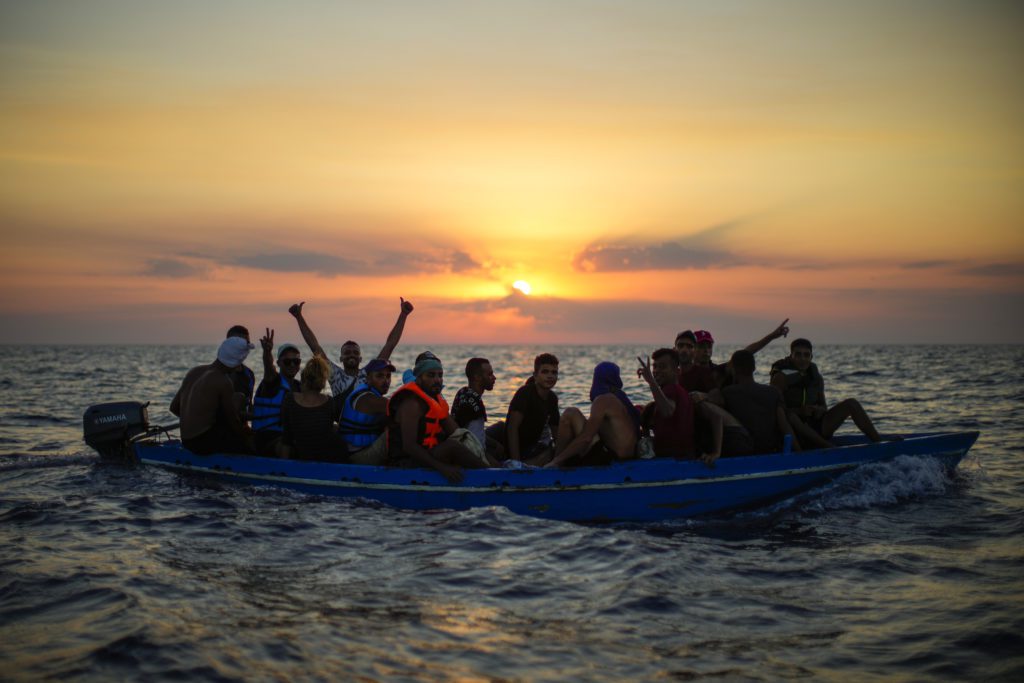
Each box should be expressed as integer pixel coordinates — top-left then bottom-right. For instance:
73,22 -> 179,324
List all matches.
83,401 -> 150,462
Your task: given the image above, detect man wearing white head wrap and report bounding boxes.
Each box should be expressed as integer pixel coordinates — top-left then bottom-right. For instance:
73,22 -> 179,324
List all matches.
217,336 -> 253,368
170,337 -> 256,455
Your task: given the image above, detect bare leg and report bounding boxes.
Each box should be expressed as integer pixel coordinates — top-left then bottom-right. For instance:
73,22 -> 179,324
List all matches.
787,412 -> 833,450
434,439 -> 488,469
555,407 -> 585,453
821,399 -> 882,442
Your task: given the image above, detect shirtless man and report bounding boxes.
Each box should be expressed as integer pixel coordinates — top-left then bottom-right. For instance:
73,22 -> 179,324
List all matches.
170,337 -> 255,455
710,349 -> 799,454
288,298 -> 414,404
546,362 -> 639,468
770,338 -> 887,448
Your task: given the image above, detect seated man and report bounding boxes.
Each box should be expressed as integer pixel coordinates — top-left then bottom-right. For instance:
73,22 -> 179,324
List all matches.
674,330 -> 717,393
386,356 -> 488,483
546,362 -> 639,468
170,337 -> 255,455
637,348 -> 695,459
770,338 -> 887,448
712,350 -> 799,454
251,329 -> 302,457
288,298 -> 414,405
226,324 -> 256,420
486,353 -> 561,465
338,358 -> 395,465
452,357 -> 505,460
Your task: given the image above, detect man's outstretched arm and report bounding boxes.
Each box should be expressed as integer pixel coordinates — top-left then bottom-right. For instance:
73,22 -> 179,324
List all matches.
376,298 -> 414,360
745,318 -> 790,355
288,301 -> 327,360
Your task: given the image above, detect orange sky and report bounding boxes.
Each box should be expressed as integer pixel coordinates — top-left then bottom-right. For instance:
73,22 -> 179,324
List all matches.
1,1 -> 1021,344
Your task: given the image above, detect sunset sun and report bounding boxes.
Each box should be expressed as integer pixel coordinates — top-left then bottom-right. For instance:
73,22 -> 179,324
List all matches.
512,280 -> 532,296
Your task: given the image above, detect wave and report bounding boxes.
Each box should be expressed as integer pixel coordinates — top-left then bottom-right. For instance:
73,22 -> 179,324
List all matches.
0,453 -> 96,472
3,413 -> 69,425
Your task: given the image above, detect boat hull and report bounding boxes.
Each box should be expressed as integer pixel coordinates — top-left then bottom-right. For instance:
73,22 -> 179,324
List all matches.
133,432 -> 978,523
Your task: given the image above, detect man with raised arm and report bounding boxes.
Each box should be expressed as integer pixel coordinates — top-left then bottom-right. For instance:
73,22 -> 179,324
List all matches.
288,298 -> 414,404
386,355 -> 488,483
770,338 -> 888,449
637,348 -> 696,459
251,329 -> 302,458
692,318 -> 790,387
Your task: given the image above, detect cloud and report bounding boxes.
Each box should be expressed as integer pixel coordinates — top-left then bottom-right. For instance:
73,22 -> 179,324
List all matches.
231,251 -> 364,276
574,241 -> 742,272
226,247 -> 482,277
960,262 -> 1024,278
902,260 -> 958,270
573,214 -> 774,273
450,250 -> 482,273
141,258 -> 208,279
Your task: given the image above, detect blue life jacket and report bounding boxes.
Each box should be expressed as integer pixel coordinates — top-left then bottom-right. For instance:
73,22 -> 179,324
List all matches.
339,383 -> 385,450
252,376 -> 298,433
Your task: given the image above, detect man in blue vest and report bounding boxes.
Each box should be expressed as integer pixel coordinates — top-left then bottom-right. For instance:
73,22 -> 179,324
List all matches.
338,357 -> 394,465
251,329 -> 303,457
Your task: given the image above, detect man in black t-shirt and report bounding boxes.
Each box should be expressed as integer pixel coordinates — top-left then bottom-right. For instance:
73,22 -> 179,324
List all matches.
486,353 -> 560,465
452,357 -> 504,460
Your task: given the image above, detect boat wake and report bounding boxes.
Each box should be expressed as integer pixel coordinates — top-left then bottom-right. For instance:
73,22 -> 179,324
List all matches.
784,454 -> 957,516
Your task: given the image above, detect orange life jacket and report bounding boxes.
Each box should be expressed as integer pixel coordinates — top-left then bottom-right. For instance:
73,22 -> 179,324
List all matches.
387,381 -> 450,450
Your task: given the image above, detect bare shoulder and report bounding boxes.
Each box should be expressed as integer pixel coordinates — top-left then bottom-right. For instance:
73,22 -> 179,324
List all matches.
593,394 -> 627,415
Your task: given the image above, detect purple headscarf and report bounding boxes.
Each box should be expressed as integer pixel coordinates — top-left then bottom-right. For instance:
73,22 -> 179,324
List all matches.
590,362 -> 640,430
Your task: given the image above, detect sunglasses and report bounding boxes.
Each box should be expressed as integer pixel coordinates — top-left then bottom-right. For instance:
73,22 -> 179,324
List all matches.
793,351 -> 812,358
279,358 -> 302,366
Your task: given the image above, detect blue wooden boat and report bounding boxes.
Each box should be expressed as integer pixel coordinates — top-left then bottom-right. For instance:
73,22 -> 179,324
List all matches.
128,431 -> 977,523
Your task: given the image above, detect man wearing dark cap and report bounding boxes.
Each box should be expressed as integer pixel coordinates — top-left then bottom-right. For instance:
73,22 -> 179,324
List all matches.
338,357 -> 396,465
387,356 -> 488,483
251,329 -> 302,457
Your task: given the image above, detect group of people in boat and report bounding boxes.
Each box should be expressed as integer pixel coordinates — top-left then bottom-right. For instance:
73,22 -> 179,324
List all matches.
169,300 -> 890,482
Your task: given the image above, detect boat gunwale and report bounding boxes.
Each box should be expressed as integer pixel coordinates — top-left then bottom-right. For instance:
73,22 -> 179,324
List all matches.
134,431 -> 978,495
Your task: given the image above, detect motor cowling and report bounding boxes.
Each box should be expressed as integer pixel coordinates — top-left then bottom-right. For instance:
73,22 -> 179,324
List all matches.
83,401 -> 150,462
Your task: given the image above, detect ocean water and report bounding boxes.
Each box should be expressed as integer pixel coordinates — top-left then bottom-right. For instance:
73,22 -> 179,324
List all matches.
1,343 -> 1022,681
